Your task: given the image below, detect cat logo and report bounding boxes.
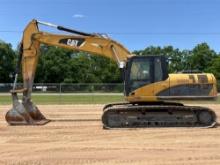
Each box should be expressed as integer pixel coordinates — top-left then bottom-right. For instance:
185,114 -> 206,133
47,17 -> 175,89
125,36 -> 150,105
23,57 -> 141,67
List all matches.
59,38 -> 85,47
67,39 -> 79,47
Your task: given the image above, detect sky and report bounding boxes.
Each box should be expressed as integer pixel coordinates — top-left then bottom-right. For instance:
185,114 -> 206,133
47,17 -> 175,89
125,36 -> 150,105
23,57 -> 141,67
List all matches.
1,0 -> 220,52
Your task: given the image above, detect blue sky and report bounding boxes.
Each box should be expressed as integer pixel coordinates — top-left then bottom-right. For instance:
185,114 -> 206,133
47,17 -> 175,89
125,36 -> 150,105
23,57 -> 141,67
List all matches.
1,0 -> 220,52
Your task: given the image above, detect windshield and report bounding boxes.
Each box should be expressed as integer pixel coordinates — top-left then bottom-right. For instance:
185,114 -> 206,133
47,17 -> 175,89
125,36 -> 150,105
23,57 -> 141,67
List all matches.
129,59 -> 151,92
130,60 -> 150,81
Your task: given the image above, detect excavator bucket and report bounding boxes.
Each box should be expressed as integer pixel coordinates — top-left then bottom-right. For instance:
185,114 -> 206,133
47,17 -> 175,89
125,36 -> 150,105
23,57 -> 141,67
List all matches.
5,91 -> 50,125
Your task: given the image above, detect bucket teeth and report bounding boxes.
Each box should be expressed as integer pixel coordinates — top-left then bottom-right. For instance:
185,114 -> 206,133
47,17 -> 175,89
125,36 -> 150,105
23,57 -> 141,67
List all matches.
5,93 -> 50,125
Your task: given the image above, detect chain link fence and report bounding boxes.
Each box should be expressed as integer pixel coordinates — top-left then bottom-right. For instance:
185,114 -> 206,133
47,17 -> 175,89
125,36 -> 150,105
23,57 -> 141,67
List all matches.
0,83 -> 124,93
0,83 -> 124,104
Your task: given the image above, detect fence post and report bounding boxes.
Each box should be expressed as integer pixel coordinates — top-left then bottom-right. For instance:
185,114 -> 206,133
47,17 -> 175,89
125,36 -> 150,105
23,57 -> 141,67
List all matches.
59,83 -> 62,104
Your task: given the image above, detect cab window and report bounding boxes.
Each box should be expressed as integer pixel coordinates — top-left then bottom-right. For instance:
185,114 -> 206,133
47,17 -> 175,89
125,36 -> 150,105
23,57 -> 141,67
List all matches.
154,58 -> 163,82
129,59 -> 151,91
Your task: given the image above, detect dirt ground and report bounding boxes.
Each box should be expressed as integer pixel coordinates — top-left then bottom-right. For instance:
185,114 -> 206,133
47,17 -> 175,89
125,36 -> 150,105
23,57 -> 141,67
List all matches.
0,104 -> 220,165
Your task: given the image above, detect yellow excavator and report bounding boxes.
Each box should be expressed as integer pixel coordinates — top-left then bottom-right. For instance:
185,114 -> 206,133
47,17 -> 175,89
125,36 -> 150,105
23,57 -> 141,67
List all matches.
6,19 -> 218,128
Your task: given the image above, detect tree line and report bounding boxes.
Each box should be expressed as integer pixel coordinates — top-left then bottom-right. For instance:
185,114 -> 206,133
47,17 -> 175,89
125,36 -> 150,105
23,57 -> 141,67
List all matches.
1,40 -> 220,86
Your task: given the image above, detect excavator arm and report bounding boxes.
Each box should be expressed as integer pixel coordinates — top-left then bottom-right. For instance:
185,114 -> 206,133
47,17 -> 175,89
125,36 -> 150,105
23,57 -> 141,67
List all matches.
6,19 -> 132,125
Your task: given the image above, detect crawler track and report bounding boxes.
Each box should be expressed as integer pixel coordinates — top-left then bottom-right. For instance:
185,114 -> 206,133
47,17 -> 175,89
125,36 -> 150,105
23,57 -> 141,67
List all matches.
102,102 -> 217,128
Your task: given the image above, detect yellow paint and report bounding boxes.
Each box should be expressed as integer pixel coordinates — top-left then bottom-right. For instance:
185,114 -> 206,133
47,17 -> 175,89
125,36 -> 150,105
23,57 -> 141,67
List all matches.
126,73 -> 217,102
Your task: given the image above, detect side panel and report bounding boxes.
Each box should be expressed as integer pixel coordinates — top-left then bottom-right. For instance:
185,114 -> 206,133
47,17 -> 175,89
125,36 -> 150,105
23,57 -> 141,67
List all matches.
157,74 -> 217,99
126,73 -> 217,102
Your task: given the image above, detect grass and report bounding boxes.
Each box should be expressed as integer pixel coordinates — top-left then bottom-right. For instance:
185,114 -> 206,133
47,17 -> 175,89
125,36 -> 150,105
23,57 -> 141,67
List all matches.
0,94 -> 124,105
0,93 -> 219,105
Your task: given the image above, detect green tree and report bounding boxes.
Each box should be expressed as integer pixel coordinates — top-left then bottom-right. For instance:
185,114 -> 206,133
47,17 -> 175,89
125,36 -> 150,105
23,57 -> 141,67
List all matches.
64,53 -> 98,83
206,56 -> 220,90
64,52 -> 121,83
189,43 -> 217,72
0,41 -> 16,83
35,46 -> 121,83
35,46 -> 72,83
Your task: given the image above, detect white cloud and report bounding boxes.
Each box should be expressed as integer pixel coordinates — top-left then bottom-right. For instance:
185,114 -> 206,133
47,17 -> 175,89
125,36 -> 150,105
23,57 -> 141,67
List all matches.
73,14 -> 85,18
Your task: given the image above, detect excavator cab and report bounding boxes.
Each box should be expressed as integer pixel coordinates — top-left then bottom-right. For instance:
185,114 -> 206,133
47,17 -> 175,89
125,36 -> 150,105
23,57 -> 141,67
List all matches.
124,55 -> 168,96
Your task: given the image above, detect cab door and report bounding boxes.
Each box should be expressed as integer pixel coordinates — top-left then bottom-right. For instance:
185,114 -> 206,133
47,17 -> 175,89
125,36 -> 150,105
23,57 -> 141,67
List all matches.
153,56 -> 170,97
124,56 -> 154,96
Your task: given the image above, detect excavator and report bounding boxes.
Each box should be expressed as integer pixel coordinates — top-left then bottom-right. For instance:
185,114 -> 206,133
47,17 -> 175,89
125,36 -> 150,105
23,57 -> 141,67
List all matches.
5,19 -> 218,128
